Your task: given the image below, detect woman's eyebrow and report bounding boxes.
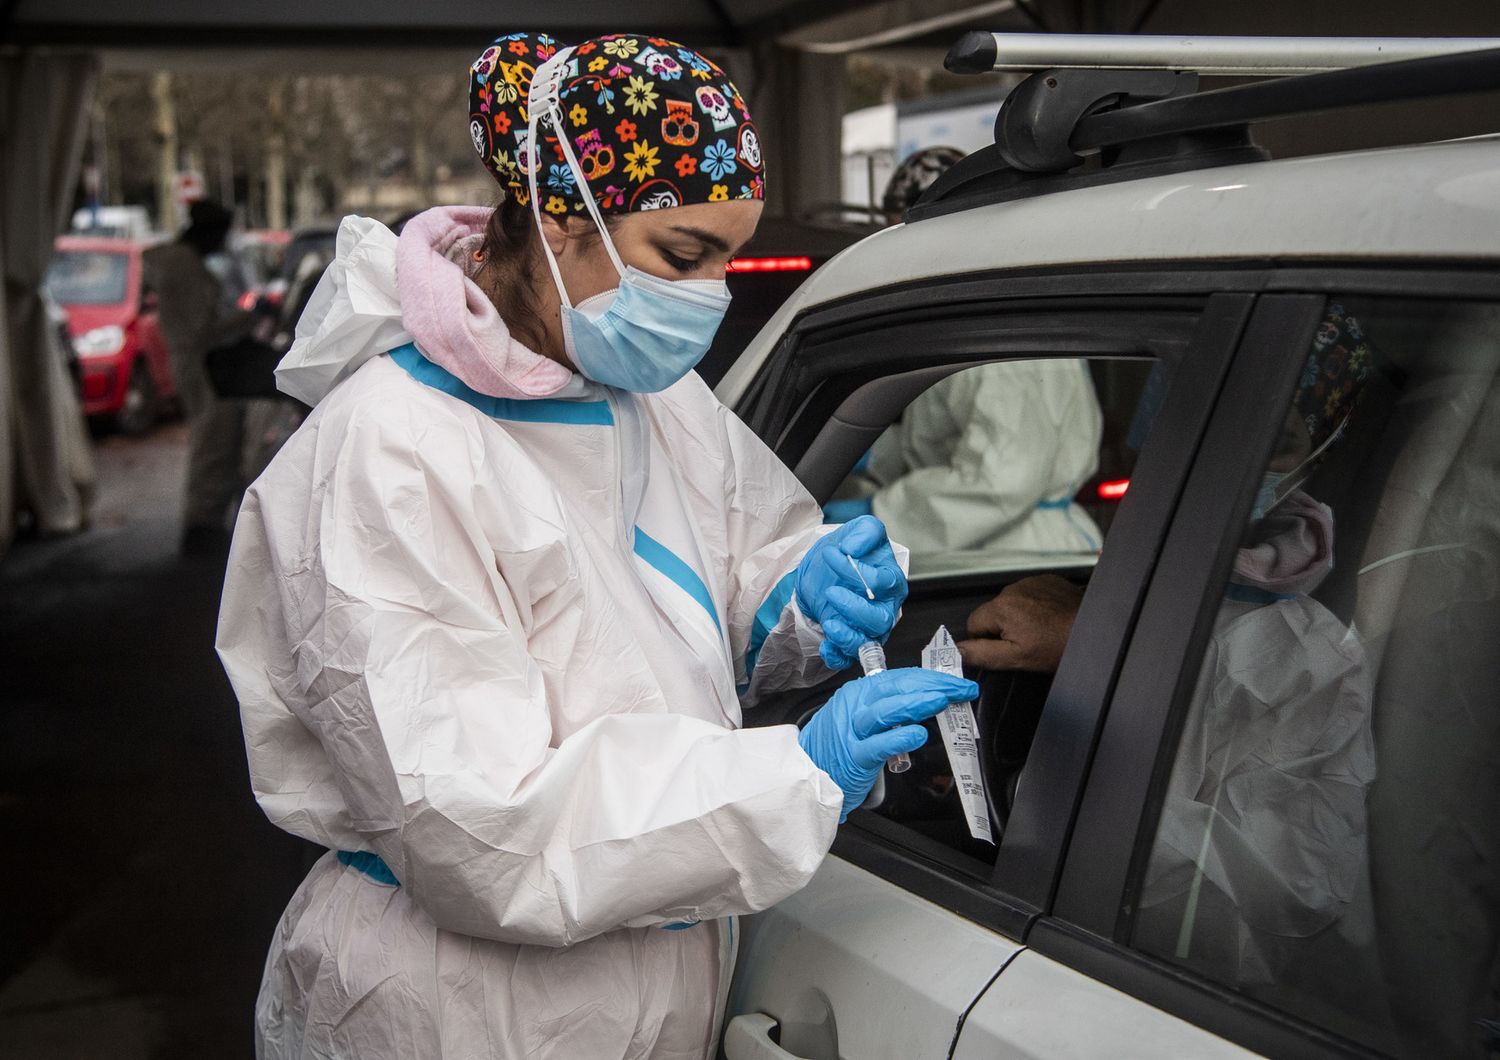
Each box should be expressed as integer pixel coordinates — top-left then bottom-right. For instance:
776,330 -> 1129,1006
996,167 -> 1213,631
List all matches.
665,225 -> 730,253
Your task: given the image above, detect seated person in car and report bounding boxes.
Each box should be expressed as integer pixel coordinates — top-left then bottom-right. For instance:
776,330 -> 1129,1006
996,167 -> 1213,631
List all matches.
826,360 -> 1105,561
960,307 -> 1379,991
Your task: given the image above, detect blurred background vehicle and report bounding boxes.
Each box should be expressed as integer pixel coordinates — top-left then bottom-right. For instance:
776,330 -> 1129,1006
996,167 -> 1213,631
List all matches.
234,229 -> 291,296
259,224 -> 338,348
46,236 -> 177,435
202,245 -> 257,314
68,204 -> 155,241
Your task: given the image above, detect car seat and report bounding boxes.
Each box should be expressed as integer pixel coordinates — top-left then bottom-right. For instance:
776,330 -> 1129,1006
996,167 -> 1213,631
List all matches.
1348,310 -> 1500,1057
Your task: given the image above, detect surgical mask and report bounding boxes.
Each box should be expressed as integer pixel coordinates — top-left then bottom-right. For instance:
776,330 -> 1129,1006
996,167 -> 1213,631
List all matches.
1252,471 -> 1287,521
1251,405 -> 1356,521
561,271 -> 730,393
526,49 -> 733,393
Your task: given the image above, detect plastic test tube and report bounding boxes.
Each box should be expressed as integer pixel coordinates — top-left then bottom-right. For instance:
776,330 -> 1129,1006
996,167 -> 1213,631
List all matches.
848,556 -> 911,774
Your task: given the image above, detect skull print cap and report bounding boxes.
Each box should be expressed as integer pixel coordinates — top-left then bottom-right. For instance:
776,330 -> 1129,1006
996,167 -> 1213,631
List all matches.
1295,302 -> 1381,452
468,32 -> 765,217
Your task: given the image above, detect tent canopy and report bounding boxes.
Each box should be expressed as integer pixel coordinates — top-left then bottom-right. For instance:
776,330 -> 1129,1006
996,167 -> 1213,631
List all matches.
2,0 -> 1034,50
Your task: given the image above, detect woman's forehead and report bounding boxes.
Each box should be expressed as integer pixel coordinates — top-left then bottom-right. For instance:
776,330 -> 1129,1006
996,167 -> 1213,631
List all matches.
622,200 -> 763,248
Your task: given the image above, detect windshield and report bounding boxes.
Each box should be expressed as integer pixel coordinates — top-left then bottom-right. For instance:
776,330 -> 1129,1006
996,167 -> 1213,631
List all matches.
46,250 -> 129,306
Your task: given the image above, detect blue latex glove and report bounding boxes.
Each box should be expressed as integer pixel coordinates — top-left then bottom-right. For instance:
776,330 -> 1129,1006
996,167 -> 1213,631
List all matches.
796,515 -> 907,669
799,668 -> 979,821
822,496 -> 874,524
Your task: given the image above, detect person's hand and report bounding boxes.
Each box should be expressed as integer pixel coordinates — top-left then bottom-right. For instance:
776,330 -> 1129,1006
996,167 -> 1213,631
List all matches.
798,668 -> 979,821
957,574 -> 1083,674
795,515 -> 907,669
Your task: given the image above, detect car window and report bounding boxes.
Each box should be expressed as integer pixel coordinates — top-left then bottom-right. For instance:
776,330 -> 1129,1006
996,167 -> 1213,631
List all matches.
1126,297 -> 1500,1058
852,356 -> 1164,866
203,251 -> 251,306
46,250 -> 129,305
829,358 -> 1157,579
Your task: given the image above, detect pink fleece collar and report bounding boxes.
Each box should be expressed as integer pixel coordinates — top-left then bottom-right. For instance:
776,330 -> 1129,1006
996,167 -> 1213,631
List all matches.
1231,491 -> 1335,596
394,206 -> 574,399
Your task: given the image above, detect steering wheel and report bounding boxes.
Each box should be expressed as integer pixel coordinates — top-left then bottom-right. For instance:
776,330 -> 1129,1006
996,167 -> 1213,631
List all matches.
975,667 -> 1054,833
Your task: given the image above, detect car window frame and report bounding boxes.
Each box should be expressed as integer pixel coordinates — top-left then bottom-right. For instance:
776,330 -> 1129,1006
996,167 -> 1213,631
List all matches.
734,267 -> 1261,939
1032,268 -> 1500,1059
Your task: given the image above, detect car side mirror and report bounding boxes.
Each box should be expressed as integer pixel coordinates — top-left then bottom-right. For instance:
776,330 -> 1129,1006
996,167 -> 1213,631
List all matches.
140,288 -> 158,312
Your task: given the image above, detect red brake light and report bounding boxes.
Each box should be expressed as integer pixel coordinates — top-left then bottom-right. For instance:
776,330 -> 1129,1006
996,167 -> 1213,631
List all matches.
726,256 -> 813,273
238,290 -> 257,311
1097,479 -> 1130,500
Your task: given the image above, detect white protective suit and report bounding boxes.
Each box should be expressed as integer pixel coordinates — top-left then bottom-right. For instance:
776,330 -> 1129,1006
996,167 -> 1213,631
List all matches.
863,359 -> 1103,561
1135,492 -> 1378,999
215,210 -> 847,1059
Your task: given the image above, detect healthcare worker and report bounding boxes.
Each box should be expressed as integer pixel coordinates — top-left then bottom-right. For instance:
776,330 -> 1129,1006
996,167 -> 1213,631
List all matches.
827,360 -> 1104,560
216,31 -> 975,1060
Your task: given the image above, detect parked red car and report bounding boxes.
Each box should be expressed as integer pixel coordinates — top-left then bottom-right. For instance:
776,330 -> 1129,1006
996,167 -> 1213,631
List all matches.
46,236 -> 177,434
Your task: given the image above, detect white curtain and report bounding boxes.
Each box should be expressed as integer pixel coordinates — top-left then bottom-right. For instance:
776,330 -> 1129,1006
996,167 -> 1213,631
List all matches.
0,50 -> 100,557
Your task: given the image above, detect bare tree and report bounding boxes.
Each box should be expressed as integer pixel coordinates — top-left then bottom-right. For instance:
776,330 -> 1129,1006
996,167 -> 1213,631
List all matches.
90,68 -> 480,230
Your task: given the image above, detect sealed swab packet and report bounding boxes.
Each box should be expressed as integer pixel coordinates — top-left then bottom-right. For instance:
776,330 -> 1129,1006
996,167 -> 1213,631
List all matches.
921,625 -> 994,844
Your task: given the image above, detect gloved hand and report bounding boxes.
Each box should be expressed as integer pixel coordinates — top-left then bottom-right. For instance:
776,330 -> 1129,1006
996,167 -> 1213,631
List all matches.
796,515 -> 907,669
798,668 -> 979,821
822,496 -> 873,524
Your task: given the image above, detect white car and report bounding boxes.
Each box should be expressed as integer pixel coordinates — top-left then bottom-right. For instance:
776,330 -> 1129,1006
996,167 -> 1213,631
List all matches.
717,35 -> 1500,1060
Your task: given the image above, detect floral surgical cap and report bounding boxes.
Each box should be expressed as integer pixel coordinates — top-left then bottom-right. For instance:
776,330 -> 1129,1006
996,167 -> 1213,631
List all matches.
1297,302 -> 1378,451
468,32 -> 765,216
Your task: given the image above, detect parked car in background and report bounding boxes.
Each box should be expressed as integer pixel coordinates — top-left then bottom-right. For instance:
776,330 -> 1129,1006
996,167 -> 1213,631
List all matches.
259,224 -> 339,346
202,245 -> 256,313
236,229 -> 291,285
46,236 -> 176,435
69,204 -> 155,241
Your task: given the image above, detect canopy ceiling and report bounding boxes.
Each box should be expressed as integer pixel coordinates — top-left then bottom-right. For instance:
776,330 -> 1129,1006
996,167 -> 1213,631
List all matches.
2,0 -> 1034,51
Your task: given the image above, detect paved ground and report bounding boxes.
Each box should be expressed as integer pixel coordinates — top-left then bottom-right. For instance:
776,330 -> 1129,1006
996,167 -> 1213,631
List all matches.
0,424 -> 311,1059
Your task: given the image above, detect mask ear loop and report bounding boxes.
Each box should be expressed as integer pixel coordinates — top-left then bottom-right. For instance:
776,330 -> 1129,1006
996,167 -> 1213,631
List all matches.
1264,405 -> 1355,516
525,50 -> 575,310
552,118 -> 627,277
525,48 -> 626,311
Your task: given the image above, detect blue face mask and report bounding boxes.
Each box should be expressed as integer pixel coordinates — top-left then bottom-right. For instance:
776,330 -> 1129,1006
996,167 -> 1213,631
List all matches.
1252,470 -> 1287,521
561,267 -> 731,393
524,49 -> 733,393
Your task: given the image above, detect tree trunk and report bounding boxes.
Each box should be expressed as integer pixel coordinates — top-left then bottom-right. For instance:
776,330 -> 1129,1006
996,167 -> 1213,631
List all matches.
151,72 -> 178,230
265,80 -> 287,230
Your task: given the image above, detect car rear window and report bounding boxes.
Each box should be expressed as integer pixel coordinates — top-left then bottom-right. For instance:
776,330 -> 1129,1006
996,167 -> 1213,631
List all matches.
46,250 -> 129,306
1127,295 -> 1500,1056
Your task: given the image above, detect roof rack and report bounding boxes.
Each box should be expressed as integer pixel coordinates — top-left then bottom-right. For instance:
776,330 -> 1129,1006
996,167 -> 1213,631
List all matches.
907,35 -> 1500,223
945,32 -> 1500,76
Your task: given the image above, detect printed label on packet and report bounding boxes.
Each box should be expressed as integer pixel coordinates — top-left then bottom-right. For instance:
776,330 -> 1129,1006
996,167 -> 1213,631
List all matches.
922,625 -> 994,844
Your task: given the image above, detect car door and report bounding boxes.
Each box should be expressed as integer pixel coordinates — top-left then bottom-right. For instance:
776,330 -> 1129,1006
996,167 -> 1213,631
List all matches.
946,293 -> 1324,1059
721,267 -> 1263,1058
1008,274 -> 1500,1060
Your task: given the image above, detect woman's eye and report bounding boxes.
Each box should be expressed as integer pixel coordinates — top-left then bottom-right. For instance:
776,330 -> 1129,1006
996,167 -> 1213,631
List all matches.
660,250 -> 699,273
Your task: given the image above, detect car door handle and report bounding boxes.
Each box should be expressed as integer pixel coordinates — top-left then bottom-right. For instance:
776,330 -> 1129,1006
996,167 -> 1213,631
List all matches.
723,1013 -> 814,1060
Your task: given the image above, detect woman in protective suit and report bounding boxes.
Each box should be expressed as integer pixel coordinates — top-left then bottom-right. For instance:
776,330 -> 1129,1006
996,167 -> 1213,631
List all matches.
216,31 -> 974,1059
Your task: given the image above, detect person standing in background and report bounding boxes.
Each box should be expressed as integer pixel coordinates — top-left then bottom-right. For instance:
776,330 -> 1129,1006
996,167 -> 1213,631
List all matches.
143,199 -> 250,554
